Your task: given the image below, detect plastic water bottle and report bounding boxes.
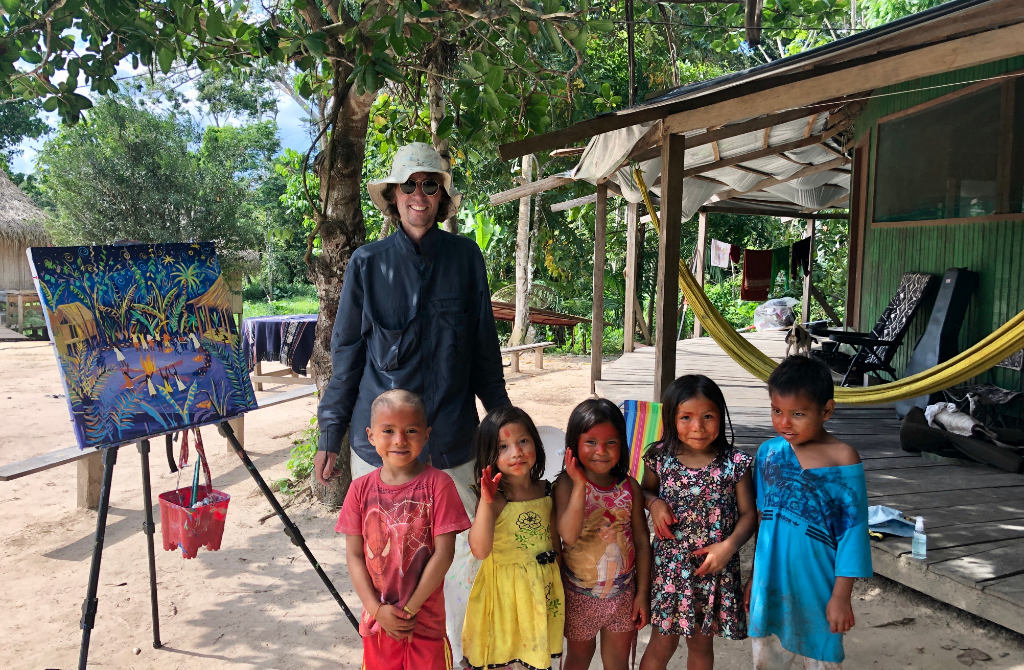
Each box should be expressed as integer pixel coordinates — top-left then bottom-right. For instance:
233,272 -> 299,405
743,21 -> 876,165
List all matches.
912,516 -> 927,560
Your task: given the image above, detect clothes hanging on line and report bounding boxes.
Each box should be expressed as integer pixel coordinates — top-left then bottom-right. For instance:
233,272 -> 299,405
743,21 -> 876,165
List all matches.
710,239 -> 733,268
791,237 -> 812,280
730,244 -> 742,264
741,249 -> 774,301
771,246 -> 790,293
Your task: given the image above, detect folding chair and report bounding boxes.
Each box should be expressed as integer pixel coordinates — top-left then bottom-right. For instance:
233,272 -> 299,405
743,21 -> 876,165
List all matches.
620,399 -> 664,483
812,272 -> 938,386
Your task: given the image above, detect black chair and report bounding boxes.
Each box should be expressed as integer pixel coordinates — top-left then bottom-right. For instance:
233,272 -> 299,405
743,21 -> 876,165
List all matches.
811,272 -> 939,386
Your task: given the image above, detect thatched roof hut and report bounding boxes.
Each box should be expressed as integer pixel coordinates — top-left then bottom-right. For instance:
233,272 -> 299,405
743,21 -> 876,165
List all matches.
1,170 -> 50,291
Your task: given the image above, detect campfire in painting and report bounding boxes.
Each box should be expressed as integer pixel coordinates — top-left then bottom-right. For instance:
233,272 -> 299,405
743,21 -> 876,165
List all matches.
27,243 -> 257,450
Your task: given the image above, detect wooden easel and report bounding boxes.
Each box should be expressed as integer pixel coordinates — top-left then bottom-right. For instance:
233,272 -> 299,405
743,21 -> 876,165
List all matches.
76,423 -> 359,669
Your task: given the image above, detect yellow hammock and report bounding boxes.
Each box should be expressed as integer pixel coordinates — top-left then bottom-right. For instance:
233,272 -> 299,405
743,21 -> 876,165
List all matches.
633,169 -> 1024,405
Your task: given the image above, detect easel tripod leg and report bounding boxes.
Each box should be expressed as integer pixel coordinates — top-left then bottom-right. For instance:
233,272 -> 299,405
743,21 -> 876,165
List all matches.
78,446 -> 118,670
137,439 -> 162,648
217,421 -> 360,631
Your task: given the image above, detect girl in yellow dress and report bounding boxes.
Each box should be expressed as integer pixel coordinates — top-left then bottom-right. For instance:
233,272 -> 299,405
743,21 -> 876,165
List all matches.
462,406 -> 565,670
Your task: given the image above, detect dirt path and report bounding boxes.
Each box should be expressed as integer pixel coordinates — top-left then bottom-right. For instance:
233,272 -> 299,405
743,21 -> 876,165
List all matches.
0,343 -> 1021,669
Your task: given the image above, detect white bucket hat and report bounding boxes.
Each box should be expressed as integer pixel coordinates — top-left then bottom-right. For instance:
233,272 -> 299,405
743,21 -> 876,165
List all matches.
367,142 -> 462,220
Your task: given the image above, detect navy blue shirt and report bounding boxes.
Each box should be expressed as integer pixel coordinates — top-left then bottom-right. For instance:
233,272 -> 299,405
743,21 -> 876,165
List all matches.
317,223 -> 510,468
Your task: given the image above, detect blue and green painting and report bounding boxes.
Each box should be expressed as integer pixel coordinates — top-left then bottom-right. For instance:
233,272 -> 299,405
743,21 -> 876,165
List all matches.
27,242 -> 257,450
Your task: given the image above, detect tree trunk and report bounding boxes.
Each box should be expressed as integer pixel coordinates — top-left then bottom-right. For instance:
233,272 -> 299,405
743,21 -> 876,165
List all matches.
509,154 -> 534,346
307,81 -> 375,506
427,63 -> 457,234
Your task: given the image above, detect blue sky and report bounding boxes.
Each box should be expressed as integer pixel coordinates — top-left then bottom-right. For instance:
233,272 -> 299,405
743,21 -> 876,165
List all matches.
10,77 -> 316,175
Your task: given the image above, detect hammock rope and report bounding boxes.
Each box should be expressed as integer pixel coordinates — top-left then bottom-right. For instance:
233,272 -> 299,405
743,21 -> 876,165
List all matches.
633,168 -> 1024,405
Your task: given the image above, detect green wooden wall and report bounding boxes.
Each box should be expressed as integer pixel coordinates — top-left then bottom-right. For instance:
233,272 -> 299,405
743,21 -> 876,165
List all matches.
854,57 -> 1024,391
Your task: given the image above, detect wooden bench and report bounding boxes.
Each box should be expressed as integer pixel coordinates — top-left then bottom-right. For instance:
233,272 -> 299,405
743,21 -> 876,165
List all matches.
501,341 -> 555,373
0,385 -> 317,509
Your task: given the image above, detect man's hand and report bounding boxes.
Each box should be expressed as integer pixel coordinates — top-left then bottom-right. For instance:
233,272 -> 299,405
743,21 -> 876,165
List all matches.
314,450 -> 339,486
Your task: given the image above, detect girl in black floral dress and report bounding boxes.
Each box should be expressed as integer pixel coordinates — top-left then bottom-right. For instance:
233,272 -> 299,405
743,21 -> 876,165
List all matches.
638,375 -> 757,670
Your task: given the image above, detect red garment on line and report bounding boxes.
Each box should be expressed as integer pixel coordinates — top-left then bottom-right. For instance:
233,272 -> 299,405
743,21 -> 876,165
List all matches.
741,248 -> 773,301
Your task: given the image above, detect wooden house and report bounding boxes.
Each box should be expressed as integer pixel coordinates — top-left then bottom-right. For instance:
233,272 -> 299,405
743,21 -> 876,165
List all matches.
491,0 -> 1024,633
187,275 -> 234,334
494,0 -> 1024,398
0,171 -> 49,292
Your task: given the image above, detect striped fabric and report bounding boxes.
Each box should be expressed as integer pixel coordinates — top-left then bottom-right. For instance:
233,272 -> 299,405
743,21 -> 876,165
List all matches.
620,400 -> 664,482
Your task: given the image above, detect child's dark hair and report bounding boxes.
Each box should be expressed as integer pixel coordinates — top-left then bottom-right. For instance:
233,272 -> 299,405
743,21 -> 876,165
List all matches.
767,355 -> 834,407
473,406 -> 545,487
564,398 -> 630,481
652,374 -> 734,461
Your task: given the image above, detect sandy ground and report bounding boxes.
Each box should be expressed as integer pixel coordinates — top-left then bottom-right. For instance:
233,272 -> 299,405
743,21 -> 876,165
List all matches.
1,342 -> 1023,669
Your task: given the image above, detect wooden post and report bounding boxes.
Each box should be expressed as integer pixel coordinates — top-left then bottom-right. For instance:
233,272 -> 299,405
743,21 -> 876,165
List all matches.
77,451 -> 103,509
591,182 -> 608,394
655,132 -> 684,402
801,219 -> 815,323
624,202 -> 639,353
692,211 -> 708,338
511,154 -> 534,346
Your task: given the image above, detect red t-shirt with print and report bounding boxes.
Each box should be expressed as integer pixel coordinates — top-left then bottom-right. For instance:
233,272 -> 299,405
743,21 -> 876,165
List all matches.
337,465 -> 470,638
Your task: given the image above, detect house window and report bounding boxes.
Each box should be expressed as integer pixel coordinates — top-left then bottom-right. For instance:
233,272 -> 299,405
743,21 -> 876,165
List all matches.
873,77 -> 1024,222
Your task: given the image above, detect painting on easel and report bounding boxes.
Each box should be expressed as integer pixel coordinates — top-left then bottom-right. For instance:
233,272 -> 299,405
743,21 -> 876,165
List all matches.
27,242 -> 257,450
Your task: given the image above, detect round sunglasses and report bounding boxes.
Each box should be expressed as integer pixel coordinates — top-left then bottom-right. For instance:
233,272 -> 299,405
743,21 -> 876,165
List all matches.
399,178 -> 441,196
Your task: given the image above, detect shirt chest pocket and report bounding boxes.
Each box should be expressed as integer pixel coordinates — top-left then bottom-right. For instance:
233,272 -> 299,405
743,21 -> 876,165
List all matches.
367,322 -> 415,371
431,296 -> 471,353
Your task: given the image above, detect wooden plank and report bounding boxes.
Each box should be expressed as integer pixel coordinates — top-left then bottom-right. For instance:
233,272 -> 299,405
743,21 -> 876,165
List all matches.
654,132 -> 684,402
591,183 -> 607,394
550,193 -> 597,212
692,211 -> 708,338
624,202 -> 639,353
985,573 -> 1024,607
489,175 -> 573,207
0,445 -> 99,481
931,541 -> 1024,586
663,22 -> 1024,135
871,545 -> 1024,635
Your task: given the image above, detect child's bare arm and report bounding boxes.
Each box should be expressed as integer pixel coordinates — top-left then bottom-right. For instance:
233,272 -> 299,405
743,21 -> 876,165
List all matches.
743,510 -> 762,612
345,534 -> 413,639
826,576 -> 856,633
629,478 -> 652,629
641,468 -> 676,540
468,466 -> 505,559
554,458 -> 586,545
404,531 -> 458,615
694,469 -> 757,575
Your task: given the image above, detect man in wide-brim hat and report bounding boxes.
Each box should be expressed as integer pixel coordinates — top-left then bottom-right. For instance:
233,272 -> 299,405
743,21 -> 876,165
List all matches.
316,142 -> 510,662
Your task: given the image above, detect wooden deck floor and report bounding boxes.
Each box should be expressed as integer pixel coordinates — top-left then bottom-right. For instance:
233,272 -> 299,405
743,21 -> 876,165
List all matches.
596,332 -> 1024,635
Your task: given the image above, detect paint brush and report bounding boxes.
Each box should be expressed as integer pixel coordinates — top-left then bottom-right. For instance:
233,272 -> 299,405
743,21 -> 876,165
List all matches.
190,460 -> 201,507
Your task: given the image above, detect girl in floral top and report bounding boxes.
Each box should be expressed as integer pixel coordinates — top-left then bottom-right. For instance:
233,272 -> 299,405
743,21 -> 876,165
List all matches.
638,375 -> 757,670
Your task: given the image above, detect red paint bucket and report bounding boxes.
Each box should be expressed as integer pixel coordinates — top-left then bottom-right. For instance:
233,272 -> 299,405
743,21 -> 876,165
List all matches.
158,485 -> 230,559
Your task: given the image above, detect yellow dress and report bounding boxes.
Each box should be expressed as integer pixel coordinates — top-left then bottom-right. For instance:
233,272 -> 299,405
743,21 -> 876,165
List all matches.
462,492 -> 565,670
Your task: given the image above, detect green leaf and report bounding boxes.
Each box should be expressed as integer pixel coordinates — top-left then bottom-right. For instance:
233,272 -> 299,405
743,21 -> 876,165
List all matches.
1,0 -> 20,13
304,32 -> 327,57
19,49 -> 42,64
484,65 -> 503,91
435,115 -> 454,139
206,11 -> 224,38
587,19 -> 615,32
374,58 -> 405,83
42,96 -> 58,112
157,47 -> 174,74
471,51 -> 489,75
482,85 -> 501,112
461,62 -> 482,79
408,23 -> 432,46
